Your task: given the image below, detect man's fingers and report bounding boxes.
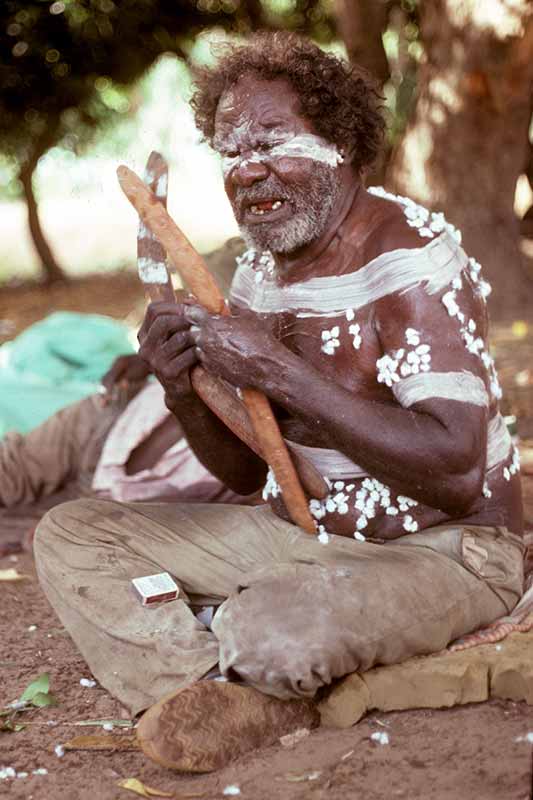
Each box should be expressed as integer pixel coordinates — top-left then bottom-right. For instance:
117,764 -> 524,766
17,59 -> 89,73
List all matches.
159,347 -> 198,381
101,357 -> 127,390
138,313 -> 190,352
160,330 -> 194,360
137,303 -> 189,343
183,305 -> 210,325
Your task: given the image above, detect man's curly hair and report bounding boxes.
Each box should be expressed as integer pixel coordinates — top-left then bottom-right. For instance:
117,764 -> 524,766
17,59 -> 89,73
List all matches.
191,31 -> 385,171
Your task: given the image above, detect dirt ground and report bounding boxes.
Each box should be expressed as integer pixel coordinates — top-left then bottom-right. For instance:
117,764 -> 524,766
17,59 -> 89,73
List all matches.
2,271 -> 533,799
2,547 -> 533,800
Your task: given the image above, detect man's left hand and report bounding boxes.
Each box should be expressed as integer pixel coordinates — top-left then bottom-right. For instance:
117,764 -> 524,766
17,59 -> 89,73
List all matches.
184,306 -> 281,389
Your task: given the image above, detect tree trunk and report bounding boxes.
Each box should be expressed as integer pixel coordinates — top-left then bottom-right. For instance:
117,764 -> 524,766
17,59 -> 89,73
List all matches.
19,120 -> 66,284
334,0 -> 391,84
387,0 -> 533,322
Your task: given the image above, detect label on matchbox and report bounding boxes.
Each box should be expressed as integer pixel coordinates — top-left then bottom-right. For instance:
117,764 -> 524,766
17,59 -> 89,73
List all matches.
131,572 -> 179,605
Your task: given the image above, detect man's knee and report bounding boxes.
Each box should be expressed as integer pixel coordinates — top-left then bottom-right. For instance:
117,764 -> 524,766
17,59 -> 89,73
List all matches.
34,498 -> 110,556
212,569 -> 352,700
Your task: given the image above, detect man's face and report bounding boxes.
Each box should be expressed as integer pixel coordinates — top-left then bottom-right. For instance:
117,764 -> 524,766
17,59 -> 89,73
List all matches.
213,75 -> 344,255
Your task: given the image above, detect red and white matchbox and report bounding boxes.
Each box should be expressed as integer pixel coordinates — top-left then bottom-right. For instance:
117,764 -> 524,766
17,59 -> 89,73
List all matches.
131,572 -> 179,605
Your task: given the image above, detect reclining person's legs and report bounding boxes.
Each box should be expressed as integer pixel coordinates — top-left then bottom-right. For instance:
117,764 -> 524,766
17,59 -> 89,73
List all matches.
0,393 -> 124,509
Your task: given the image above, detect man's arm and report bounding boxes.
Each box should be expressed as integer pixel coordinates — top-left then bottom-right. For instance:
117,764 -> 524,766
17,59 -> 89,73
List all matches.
137,302 -> 267,495
187,284 -> 490,515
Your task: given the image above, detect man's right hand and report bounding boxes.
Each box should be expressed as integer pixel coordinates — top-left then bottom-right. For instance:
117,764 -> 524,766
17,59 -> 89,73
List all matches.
137,301 -> 198,408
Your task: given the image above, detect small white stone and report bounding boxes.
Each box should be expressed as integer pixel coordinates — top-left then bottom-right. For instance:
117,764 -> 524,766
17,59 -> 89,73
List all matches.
80,678 -> 97,688
27,625 -> 37,632
0,767 -> 16,779
32,768 -> 48,775
354,531 -> 366,542
356,515 -> 368,530
386,506 -> 399,516
223,786 -> 241,796
55,744 -> 65,758
346,308 -> 355,321
371,731 -> 390,745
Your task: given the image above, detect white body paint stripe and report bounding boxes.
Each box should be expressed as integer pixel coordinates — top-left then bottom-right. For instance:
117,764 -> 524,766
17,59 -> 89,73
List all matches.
285,438 -> 367,479
393,371 -> 489,408
486,413 -> 512,471
230,231 -> 466,316
286,411 -> 510,484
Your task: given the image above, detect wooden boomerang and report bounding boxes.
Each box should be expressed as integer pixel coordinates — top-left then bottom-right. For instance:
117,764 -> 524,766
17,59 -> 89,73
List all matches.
121,158 -> 318,532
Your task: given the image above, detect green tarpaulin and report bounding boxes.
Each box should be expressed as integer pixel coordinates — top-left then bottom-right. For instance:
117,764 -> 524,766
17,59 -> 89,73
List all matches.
0,311 -> 134,436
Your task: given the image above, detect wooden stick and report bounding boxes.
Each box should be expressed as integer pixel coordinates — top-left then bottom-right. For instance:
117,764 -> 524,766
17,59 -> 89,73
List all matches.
118,163 -> 317,533
191,367 -> 329,500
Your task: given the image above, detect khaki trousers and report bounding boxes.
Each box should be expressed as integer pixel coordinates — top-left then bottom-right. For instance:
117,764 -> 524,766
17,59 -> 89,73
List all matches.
34,500 -> 524,716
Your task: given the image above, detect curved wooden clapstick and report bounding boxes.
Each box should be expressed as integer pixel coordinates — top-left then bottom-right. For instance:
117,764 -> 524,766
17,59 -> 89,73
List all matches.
191,366 -> 329,500
117,164 -> 317,533
119,164 -> 225,314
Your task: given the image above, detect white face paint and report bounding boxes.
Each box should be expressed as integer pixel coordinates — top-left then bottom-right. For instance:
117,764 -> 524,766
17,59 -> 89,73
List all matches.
221,133 -> 343,179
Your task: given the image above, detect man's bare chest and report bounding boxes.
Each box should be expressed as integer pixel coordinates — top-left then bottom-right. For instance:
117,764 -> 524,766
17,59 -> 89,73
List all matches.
255,308 -> 388,400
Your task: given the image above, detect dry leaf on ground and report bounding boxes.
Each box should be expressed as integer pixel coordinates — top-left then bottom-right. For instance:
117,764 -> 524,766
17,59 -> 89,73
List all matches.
117,777 -> 174,797
117,777 -> 207,798
63,734 -> 140,751
73,718 -> 134,728
281,770 -> 322,782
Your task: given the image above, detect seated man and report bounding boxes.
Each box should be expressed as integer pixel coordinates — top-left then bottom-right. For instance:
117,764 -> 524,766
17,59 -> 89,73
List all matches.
34,32 -> 524,772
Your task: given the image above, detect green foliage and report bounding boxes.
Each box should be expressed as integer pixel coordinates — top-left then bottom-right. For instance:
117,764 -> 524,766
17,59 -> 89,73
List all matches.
19,671 -> 58,707
0,0 -> 336,177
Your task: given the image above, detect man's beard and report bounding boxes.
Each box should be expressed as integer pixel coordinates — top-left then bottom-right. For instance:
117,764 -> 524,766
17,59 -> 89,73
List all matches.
232,163 -> 342,255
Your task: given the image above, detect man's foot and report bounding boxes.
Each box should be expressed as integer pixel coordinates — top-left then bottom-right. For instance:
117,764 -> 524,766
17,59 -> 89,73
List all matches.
136,680 -> 320,772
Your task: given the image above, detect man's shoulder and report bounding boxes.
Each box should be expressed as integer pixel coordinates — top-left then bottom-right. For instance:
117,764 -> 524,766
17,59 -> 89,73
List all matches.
360,186 -> 464,268
362,188 -> 434,263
